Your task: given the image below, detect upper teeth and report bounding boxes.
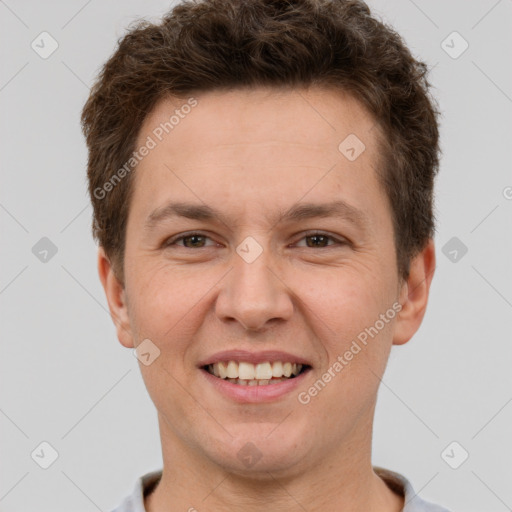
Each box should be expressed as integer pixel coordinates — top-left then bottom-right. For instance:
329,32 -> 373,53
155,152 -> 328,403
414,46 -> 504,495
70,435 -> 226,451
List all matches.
209,361 -> 303,380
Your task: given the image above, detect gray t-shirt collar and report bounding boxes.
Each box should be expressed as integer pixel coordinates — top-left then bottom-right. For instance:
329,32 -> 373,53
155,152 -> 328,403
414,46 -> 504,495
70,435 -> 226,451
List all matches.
111,467 -> 451,512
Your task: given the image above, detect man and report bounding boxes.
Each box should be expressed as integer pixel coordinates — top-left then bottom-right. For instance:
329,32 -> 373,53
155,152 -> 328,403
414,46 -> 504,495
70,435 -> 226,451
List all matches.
82,0 -> 449,510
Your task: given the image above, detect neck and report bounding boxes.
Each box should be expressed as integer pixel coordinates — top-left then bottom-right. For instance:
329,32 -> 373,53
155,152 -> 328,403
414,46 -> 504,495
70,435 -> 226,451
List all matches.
145,413 -> 404,512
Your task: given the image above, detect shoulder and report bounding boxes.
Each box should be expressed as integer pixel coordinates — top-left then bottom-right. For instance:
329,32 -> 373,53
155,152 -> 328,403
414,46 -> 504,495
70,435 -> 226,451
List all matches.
374,466 -> 452,512
110,470 -> 163,512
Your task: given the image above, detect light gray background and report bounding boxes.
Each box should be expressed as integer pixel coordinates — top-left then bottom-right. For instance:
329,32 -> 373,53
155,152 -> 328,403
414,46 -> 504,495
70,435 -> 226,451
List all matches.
1,1 -> 511,511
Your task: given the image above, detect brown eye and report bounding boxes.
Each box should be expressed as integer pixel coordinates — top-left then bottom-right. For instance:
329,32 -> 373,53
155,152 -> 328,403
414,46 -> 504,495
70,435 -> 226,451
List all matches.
305,234 -> 330,247
294,232 -> 346,248
181,235 -> 207,248
165,232 -> 215,248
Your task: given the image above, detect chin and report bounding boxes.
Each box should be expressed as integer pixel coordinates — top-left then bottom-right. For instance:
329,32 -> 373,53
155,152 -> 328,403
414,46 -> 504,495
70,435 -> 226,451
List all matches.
205,422 -> 314,477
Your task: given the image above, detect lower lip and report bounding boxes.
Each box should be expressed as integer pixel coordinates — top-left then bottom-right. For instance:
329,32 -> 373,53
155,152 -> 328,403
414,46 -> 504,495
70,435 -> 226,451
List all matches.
200,368 -> 311,403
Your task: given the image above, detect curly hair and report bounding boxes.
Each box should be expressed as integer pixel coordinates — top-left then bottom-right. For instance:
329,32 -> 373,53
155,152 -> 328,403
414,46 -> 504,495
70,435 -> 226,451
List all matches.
81,0 -> 441,285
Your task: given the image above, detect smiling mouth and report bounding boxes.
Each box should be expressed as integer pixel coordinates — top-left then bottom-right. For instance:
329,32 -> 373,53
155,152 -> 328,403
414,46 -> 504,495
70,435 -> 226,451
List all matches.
203,361 -> 310,386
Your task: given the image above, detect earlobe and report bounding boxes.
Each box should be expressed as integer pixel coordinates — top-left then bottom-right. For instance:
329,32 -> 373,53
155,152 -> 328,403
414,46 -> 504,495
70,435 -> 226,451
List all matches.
392,239 -> 436,346
97,246 -> 135,348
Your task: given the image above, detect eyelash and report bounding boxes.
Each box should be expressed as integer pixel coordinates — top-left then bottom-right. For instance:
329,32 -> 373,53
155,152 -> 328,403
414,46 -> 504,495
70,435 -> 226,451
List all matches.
164,231 -> 348,249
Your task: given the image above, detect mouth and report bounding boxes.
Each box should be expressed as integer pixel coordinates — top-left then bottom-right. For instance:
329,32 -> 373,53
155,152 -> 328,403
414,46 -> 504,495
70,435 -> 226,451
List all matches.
198,350 -> 313,402
202,360 -> 311,386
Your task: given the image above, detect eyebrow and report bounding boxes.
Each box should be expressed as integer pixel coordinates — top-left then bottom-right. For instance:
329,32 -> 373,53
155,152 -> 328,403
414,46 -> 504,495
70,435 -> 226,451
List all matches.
144,200 -> 369,231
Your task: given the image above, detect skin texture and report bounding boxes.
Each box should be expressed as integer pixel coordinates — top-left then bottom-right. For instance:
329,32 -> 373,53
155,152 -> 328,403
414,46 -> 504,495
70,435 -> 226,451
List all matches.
98,87 -> 435,511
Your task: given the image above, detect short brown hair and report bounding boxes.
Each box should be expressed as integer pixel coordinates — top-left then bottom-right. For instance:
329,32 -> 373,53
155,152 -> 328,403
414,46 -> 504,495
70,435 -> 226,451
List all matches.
82,0 -> 441,285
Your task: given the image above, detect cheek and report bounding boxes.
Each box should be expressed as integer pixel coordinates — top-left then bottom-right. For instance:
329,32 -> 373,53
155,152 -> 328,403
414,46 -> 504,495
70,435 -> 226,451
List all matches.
292,264 -> 397,408
128,243 -> 397,354
295,263 -> 389,337
128,263 -> 226,350
296,269 -> 394,425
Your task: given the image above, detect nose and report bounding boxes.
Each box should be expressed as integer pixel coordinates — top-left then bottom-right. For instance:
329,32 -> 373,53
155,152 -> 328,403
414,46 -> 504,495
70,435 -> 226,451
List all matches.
215,247 -> 294,332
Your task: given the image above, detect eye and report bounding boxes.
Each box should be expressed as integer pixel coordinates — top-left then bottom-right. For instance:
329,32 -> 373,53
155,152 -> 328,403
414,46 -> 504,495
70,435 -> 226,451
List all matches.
164,232 -> 218,249
293,231 -> 347,248
163,231 -> 348,250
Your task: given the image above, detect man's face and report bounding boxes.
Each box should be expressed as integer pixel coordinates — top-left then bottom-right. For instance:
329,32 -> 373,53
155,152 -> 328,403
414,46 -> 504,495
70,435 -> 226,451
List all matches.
102,87 -> 428,476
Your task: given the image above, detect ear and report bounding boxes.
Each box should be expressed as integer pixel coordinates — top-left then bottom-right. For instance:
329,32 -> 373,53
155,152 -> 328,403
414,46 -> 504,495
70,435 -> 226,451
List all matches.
393,238 -> 436,346
97,246 -> 135,348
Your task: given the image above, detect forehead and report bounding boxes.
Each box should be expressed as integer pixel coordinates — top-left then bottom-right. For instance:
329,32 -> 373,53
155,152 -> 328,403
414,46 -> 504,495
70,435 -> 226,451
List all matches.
138,86 -> 379,156
129,86 -> 389,234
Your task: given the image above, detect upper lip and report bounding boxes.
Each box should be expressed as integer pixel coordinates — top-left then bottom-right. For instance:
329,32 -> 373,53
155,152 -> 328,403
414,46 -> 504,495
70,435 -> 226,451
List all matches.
197,350 -> 312,367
